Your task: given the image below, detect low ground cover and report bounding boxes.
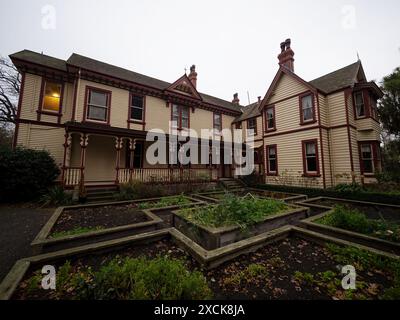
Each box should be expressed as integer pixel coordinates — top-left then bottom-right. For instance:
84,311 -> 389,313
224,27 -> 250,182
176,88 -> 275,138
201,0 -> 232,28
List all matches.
317,206 -> 400,243
136,194 -> 192,209
177,194 -> 289,229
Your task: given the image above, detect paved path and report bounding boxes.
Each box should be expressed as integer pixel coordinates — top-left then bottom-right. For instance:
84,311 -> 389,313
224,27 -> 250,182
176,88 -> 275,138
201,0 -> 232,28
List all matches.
0,205 -> 53,282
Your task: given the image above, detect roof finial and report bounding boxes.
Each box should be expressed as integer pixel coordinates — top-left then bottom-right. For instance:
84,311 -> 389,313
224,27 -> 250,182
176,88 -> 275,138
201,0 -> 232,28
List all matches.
357,52 -> 360,61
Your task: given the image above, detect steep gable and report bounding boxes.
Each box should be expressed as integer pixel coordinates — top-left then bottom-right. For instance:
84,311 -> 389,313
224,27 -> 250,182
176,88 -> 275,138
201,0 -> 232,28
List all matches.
165,74 -> 202,100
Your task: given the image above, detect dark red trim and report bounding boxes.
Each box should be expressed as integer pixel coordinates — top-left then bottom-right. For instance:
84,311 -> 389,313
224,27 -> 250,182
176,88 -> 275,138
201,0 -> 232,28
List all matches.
165,74 -> 202,101
71,72 -> 79,121
301,139 -> 320,177
316,94 -> 326,188
37,77 -> 65,123
266,144 -> 278,176
213,112 -> 222,131
264,105 -> 276,132
352,89 -> 379,123
299,91 -> 317,125
13,72 -> 25,150
344,89 -> 355,173
247,117 -> 258,136
358,141 -> 381,175
170,103 -> 190,130
83,85 -> 112,125
127,92 -> 146,130
18,118 -> 65,128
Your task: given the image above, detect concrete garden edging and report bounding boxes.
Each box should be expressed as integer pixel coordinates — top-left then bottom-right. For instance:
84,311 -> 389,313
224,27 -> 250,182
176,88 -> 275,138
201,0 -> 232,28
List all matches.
31,196 -> 204,254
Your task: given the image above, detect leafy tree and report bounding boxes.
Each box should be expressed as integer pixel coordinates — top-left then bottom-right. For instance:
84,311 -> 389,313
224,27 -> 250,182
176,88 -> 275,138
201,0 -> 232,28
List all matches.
378,67 -> 400,137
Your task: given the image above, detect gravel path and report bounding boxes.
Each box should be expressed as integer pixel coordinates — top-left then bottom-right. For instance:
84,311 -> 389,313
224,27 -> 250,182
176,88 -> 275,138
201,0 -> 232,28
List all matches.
0,204 -> 53,282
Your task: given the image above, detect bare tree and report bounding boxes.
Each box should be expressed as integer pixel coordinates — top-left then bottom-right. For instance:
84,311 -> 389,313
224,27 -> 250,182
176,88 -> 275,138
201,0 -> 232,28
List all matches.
0,57 -> 21,124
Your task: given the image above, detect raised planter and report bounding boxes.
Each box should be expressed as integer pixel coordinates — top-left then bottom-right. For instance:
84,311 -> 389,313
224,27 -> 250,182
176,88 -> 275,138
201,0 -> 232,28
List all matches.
31,196 -> 203,254
172,204 -> 309,250
192,188 -> 307,204
299,203 -> 400,255
2,226 -> 399,300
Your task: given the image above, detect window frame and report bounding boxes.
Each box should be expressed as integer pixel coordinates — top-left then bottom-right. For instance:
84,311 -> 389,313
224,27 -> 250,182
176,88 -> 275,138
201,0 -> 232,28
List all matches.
299,92 -> 317,125
247,117 -> 258,136
358,142 -> 380,175
353,91 -> 366,119
266,144 -> 278,176
128,93 -> 146,123
213,112 -> 222,132
84,86 -> 112,124
170,103 -> 190,130
302,139 -> 320,177
264,105 -> 276,132
37,78 -> 64,122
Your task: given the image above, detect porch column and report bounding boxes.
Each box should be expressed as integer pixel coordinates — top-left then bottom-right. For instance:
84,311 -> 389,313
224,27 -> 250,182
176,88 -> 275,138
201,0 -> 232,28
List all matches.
61,132 -> 72,187
115,137 -> 123,184
128,138 -> 136,181
79,133 -> 89,191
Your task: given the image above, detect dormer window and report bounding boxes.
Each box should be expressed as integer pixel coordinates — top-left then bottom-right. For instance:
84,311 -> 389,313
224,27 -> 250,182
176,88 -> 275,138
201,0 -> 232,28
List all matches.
354,91 -> 365,118
299,93 -> 316,124
42,80 -> 62,113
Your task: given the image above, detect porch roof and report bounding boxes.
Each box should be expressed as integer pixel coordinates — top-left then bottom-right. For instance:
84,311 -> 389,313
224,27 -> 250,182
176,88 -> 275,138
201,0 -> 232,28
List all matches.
65,121 -> 147,138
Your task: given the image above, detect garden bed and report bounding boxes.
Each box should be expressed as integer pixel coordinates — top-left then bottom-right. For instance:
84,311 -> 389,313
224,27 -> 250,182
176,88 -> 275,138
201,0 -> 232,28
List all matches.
2,227 -> 399,300
173,196 -> 309,250
193,189 -> 307,204
300,204 -> 400,255
31,196 -> 202,253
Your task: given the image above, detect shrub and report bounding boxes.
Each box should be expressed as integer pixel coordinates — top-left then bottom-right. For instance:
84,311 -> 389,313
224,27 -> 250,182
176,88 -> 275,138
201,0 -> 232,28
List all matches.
0,146 -> 60,202
332,183 -> 365,193
178,194 -> 289,229
40,186 -> 73,207
71,256 -> 211,300
116,180 -> 164,200
319,206 -> 400,242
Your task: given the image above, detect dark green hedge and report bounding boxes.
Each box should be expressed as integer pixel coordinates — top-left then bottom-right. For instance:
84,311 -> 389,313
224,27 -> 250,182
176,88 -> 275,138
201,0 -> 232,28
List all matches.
256,184 -> 400,205
0,147 -> 60,202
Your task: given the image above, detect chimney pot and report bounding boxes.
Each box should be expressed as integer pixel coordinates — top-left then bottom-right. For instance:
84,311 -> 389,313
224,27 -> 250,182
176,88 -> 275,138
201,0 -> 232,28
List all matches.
278,39 -> 295,72
188,64 -> 197,88
258,96 -> 262,104
232,93 -> 240,105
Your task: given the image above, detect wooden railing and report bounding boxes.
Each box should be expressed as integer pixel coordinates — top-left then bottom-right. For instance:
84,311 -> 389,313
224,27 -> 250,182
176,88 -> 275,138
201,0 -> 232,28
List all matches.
63,167 -> 82,187
126,168 -> 218,184
65,167 -> 219,187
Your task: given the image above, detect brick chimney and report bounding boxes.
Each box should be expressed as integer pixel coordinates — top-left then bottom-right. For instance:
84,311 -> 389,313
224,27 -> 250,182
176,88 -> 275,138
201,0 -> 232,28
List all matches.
232,93 -> 240,105
278,39 -> 295,72
188,65 -> 197,88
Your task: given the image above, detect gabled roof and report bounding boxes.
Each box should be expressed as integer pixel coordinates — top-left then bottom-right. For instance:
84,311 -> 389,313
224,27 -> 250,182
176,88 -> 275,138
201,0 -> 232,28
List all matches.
9,50 -> 242,113
233,102 -> 260,123
165,74 -> 202,100
9,50 -> 67,72
309,61 -> 364,94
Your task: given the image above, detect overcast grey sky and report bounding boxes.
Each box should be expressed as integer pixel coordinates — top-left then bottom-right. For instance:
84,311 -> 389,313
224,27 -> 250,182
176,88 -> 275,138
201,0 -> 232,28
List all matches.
1,0 -> 399,104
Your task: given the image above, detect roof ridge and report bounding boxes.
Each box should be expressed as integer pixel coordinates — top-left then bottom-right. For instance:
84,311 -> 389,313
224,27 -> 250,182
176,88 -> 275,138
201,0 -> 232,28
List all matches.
309,60 -> 360,83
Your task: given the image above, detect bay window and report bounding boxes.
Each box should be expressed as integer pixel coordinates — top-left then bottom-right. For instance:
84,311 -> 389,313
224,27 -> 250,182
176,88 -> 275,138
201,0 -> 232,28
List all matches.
354,92 -> 365,118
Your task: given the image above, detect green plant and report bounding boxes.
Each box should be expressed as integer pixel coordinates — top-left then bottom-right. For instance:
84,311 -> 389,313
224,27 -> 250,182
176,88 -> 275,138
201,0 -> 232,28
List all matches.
224,263 -> 268,286
50,226 -> 104,239
333,183 -> 365,193
115,180 -> 164,200
137,194 -> 191,209
0,146 -> 60,202
40,186 -> 73,207
318,206 -> 400,243
178,194 -> 289,229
